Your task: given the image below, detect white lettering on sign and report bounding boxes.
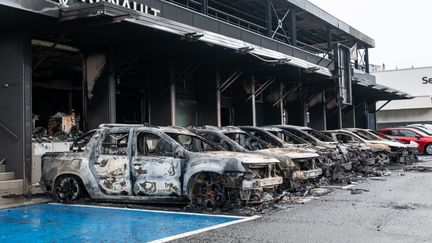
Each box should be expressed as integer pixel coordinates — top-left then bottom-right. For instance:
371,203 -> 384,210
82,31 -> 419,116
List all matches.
59,0 -> 69,7
58,0 -> 161,16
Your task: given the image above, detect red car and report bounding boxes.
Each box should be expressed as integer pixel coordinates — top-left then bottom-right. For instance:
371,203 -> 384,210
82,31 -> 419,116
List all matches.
378,127 -> 432,155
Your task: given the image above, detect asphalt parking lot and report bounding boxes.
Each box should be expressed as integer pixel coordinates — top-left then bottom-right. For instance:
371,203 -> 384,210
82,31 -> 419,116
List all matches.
2,157 -> 432,242
173,157 -> 432,243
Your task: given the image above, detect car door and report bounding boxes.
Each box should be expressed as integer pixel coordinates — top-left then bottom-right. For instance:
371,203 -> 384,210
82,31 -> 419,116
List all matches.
93,130 -> 132,196
131,131 -> 183,197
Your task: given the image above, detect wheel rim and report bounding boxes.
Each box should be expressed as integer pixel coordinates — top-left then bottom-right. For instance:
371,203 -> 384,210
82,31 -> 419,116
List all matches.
376,153 -> 390,164
196,180 -> 225,208
56,177 -> 80,202
426,145 -> 432,155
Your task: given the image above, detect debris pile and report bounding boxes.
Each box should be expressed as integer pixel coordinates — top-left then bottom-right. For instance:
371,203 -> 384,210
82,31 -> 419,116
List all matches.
33,112 -> 82,142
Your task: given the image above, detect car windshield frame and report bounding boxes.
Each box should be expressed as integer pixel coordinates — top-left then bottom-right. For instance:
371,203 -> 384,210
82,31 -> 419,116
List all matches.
223,132 -> 274,151
302,129 -> 335,142
166,132 -> 224,152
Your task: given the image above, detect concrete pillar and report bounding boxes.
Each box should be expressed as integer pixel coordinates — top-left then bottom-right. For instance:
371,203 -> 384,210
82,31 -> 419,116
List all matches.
251,76 -> 256,126
322,91 -> 327,130
216,71 -> 221,127
87,56 -> 117,129
0,30 -> 32,190
170,64 -> 176,126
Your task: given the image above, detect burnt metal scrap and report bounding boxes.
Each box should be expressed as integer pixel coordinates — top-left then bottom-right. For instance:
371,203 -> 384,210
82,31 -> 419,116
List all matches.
39,123 -> 420,210
40,124 -> 283,208
189,126 -> 322,190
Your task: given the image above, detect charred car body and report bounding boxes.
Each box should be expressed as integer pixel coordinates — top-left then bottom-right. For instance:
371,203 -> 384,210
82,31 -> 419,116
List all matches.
323,130 -> 387,168
189,126 -> 322,189
269,125 -> 352,181
41,124 -> 283,207
346,128 -> 414,163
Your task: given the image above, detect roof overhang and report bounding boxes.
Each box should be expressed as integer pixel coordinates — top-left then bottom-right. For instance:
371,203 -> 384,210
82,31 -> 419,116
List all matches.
286,0 -> 375,48
60,2 -> 332,77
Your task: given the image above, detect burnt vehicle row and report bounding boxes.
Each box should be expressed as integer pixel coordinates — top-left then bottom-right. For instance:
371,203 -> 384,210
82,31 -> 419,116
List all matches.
40,124 -> 418,208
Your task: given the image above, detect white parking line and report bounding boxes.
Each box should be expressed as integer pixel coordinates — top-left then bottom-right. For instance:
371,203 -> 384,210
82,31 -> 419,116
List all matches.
149,215 -> 261,243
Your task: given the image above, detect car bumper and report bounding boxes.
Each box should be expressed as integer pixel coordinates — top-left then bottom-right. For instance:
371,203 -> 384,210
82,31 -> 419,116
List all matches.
242,176 -> 283,190
292,168 -> 323,180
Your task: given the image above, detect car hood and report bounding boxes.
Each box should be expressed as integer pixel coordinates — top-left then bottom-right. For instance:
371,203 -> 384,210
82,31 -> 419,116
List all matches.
199,151 -> 279,164
367,140 -> 407,148
260,148 -> 319,159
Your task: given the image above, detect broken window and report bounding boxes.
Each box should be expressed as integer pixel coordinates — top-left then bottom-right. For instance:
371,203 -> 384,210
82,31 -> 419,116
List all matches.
245,130 -> 279,147
283,129 -> 315,144
224,132 -> 272,151
101,132 -> 129,155
136,133 -> 174,157
72,130 -> 96,152
166,133 -> 221,152
335,134 -> 360,144
303,129 -> 335,142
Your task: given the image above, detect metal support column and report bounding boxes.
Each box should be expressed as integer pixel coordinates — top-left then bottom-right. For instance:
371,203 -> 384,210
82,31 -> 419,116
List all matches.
327,28 -> 333,59
365,48 -> 370,73
280,82 -> 285,125
216,71 -> 221,127
266,0 -> 273,37
352,104 -> 356,128
322,90 -> 327,130
170,65 -> 176,126
337,98 -> 343,129
364,99 -> 369,128
108,76 -> 116,123
251,76 -> 256,126
201,0 -> 208,15
289,8 -> 297,46
81,55 -> 88,131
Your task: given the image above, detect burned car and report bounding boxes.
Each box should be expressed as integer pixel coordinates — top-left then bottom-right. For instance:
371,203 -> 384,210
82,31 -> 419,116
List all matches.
323,130 -> 387,167
41,124 -> 283,207
190,126 -> 322,189
346,128 -> 413,163
269,125 -> 352,181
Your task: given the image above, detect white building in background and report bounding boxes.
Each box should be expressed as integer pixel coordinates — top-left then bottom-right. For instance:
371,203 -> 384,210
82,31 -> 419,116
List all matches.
374,66 -> 432,128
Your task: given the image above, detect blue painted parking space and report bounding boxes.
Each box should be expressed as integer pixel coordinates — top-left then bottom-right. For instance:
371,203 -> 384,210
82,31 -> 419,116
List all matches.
0,203 -> 255,242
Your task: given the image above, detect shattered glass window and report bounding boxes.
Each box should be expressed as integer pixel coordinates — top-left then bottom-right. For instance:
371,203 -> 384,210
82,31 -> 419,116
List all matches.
136,133 -> 173,157
303,129 -> 335,142
101,132 -> 129,155
283,129 -> 315,144
243,130 -> 280,147
224,132 -> 272,151
335,134 -> 360,144
72,130 -> 96,152
166,133 -> 222,152
353,131 -> 377,140
267,130 -> 308,145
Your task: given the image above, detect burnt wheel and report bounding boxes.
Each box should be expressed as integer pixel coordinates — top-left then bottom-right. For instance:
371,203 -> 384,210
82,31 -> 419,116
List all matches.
192,174 -> 226,209
424,144 -> 432,155
375,153 -> 390,165
54,175 -> 83,203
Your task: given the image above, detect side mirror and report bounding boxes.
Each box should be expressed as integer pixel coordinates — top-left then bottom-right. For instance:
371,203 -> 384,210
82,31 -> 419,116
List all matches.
415,135 -> 422,139
174,148 -> 185,159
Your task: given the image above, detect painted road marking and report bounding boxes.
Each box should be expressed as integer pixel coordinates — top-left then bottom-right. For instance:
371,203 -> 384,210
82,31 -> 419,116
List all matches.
0,203 -> 259,242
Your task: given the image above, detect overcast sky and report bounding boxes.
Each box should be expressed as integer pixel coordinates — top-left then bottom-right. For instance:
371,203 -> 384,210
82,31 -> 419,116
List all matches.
307,0 -> 432,70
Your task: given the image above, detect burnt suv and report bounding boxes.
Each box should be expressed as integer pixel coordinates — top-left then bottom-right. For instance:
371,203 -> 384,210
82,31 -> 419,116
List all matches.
41,125 -> 283,207
190,126 -> 322,189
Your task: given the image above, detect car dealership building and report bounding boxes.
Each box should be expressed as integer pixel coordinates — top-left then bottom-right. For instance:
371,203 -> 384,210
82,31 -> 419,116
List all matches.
0,0 -> 410,193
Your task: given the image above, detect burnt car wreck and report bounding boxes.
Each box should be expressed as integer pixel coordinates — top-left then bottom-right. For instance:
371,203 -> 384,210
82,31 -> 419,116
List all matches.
41,125 -> 283,208
189,126 -> 322,190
